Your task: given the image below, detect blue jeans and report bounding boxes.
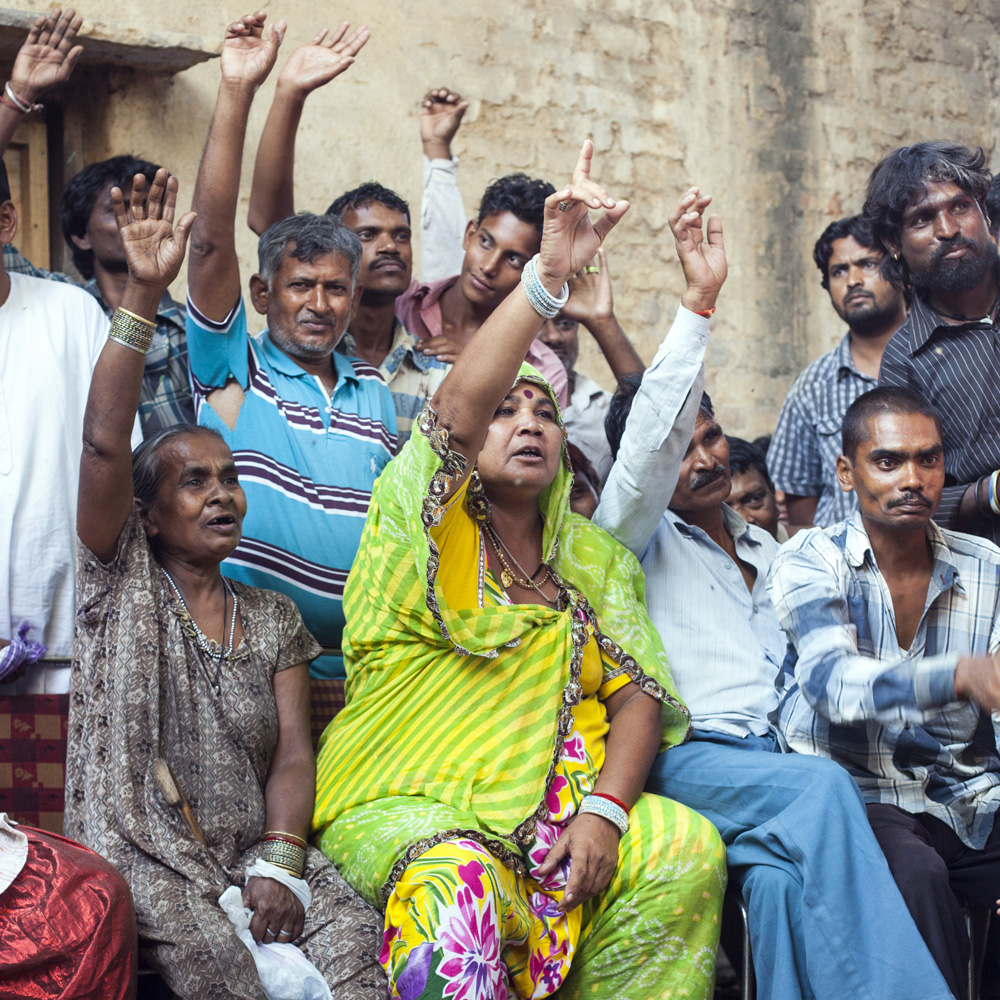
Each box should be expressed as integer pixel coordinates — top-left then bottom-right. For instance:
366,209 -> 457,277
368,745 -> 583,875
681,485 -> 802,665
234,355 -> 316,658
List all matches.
646,729 -> 955,1000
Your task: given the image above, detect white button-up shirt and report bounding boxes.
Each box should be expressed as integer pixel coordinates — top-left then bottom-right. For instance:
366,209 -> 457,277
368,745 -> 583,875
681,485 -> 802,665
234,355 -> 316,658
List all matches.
594,306 -> 787,737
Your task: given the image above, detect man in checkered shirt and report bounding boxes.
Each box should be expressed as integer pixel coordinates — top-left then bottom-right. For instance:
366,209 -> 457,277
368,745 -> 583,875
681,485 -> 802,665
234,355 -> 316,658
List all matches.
769,385 -> 1000,1000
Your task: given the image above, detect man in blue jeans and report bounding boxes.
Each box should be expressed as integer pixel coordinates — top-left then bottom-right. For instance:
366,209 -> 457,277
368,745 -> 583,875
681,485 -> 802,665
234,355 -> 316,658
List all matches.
593,186 -> 953,1000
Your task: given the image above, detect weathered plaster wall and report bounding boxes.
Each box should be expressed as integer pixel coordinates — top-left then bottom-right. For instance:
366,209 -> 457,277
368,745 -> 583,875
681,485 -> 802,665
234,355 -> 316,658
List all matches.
13,0 -> 1000,437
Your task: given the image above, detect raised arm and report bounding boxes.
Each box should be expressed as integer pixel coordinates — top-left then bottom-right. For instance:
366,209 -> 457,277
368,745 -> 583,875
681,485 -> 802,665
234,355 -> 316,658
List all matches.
0,7 -> 82,155
419,87 -> 469,282
562,248 -> 643,378
188,11 -> 284,321
429,140 -> 628,484
593,188 -> 727,554
247,22 -> 369,236
78,171 -> 196,561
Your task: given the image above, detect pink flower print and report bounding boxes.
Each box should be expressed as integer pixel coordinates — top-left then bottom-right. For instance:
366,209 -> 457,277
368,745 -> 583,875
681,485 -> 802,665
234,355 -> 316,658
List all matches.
561,730 -> 587,764
528,936 -> 569,997
436,885 -> 506,1000
544,774 -> 568,817
380,923 -> 400,966
457,857 -> 486,899
527,818 -> 570,891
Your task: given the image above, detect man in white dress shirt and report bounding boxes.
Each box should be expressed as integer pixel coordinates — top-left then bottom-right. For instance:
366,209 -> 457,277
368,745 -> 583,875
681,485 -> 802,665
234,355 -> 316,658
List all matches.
593,187 -> 951,1000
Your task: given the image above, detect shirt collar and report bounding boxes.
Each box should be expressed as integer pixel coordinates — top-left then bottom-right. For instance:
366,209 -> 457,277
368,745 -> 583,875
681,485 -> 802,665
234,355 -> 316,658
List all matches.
665,503 -> 761,547
843,509 -> 965,596
571,372 -> 607,403
834,332 -> 870,380
905,279 -> 998,355
261,329 -> 359,384
340,319 -> 446,375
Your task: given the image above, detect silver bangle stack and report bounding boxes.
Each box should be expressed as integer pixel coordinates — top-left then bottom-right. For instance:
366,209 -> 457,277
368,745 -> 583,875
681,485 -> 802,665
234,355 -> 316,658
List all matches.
520,255 -> 570,318
578,794 -> 629,835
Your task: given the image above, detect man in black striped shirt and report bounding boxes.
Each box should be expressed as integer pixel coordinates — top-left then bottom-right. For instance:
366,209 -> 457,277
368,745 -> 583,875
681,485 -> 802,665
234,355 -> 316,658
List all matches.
866,141 -> 1000,545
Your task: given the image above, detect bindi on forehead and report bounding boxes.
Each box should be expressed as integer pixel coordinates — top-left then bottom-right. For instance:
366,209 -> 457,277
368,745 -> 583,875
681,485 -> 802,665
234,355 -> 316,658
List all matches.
523,389 -> 534,399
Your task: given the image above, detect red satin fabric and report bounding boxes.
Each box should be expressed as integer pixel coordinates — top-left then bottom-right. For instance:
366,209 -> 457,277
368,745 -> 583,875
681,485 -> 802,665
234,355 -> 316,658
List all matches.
1,826 -> 137,999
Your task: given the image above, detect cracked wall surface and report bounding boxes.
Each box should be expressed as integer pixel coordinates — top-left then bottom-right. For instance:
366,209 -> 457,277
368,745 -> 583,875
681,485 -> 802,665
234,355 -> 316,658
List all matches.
21,0 -> 1000,438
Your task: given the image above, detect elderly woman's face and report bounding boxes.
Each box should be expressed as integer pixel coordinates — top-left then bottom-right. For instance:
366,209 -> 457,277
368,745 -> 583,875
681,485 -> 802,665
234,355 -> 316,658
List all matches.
478,381 -> 563,499
142,431 -> 247,563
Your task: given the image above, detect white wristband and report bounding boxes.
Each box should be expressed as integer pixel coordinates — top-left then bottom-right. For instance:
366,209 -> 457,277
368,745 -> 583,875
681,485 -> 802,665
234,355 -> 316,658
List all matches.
521,255 -> 570,318
578,794 -> 629,834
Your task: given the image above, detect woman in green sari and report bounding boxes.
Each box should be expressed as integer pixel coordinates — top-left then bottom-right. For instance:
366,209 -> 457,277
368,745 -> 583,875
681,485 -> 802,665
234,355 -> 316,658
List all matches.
314,142 -> 725,999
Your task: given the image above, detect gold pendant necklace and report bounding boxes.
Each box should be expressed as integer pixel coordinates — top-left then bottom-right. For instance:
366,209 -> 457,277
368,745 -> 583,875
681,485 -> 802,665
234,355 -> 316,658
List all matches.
485,524 -> 551,593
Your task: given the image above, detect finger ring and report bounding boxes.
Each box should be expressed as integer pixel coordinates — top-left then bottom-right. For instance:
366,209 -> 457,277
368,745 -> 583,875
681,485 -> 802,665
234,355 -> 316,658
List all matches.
266,927 -> 278,936
279,928 -> 293,936
558,201 -> 573,212
585,266 -> 600,274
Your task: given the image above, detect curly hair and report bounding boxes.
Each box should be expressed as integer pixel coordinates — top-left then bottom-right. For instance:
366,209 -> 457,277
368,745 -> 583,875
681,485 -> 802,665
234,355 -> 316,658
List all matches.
477,173 -> 555,237
862,141 -> 992,287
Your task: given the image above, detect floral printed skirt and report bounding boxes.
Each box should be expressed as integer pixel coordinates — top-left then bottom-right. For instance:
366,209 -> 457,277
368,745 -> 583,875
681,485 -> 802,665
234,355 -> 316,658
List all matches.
380,791 -> 725,1000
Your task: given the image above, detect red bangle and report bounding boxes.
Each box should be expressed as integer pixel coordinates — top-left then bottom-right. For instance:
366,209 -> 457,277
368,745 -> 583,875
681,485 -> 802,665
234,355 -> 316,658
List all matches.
590,791 -> 629,813
263,833 -> 307,849
693,306 -> 716,318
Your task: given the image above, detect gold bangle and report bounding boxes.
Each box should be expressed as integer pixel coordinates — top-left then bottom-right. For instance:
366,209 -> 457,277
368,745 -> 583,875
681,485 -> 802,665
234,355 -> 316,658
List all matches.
265,830 -> 307,848
117,307 -> 156,328
109,309 -> 154,354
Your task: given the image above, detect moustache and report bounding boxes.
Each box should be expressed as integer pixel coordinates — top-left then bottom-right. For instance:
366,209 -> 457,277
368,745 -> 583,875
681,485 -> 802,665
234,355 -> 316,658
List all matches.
691,464 -> 727,490
887,491 -> 932,509
931,236 -> 979,263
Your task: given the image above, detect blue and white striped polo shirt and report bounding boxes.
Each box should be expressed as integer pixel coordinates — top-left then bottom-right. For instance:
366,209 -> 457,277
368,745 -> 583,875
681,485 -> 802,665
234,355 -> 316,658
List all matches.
187,298 -> 397,679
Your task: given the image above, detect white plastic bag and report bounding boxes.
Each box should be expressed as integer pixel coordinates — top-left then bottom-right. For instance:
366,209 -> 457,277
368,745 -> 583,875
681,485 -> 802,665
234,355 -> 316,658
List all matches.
219,885 -> 332,1000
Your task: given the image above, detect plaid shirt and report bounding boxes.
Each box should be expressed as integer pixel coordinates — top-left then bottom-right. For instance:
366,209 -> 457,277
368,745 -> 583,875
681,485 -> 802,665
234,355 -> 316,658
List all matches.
3,244 -> 194,433
879,286 -> 1000,545
767,512 -> 1000,848
767,334 -> 876,527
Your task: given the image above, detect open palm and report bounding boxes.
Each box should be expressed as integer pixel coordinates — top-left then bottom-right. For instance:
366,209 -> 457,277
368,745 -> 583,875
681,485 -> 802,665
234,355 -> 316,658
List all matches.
113,171 -> 195,290
220,12 -> 285,89
11,8 -> 83,97
278,23 -> 369,95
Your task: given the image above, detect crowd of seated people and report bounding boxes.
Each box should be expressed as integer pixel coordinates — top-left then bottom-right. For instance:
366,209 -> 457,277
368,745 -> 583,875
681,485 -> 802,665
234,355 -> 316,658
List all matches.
4,8 -> 1000,1000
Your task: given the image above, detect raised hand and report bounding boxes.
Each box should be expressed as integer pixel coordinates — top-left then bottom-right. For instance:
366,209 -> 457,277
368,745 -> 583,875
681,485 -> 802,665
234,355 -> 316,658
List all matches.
276,22 -> 369,97
112,169 -> 196,291
537,140 -> 629,290
420,87 -> 469,160
10,7 -> 83,104
220,11 -> 286,90
562,248 -> 614,325
668,187 -> 727,313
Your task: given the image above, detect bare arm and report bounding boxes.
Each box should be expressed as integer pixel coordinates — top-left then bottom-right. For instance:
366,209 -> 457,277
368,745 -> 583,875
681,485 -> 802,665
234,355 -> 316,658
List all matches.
78,171 -> 196,561
0,8 -> 82,156
429,140 -> 628,491
245,661 -> 314,944
247,23 -> 369,235
188,11 -> 285,321
562,248 -> 643,379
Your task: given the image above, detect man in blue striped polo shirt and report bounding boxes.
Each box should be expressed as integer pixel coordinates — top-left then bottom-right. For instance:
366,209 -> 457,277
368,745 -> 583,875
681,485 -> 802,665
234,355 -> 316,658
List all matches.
185,13 -> 396,679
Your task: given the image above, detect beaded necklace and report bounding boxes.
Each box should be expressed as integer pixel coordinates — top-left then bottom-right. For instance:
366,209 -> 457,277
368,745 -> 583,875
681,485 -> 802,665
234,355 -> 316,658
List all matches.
161,568 -> 239,695
484,523 -> 552,596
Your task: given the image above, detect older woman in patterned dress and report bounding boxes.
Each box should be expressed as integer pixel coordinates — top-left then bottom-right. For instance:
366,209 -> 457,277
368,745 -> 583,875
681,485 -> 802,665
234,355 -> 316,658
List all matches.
63,169 -> 384,999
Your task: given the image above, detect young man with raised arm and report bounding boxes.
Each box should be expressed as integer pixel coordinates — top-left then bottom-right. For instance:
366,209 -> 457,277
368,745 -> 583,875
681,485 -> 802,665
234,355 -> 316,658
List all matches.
185,12 -> 395,680
769,386 -> 1000,1000
592,188 -> 952,1000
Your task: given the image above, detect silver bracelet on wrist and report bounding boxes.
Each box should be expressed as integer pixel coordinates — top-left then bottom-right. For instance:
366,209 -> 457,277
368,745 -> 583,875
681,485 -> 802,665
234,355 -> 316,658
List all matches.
578,794 -> 629,834
521,254 -> 570,319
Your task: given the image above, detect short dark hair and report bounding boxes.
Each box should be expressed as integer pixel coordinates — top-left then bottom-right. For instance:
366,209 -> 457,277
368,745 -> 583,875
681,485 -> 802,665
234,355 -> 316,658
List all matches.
132,425 -> 226,507
257,213 -> 362,282
726,436 -> 774,491
862,141 -> 992,288
605,372 -> 712,460
841,386 -> 943,461
0,157 -> 10,204
326,182 -> 410,225
59,155 -> 162,280
813,215 -> 879,290
477,173 -> 555,237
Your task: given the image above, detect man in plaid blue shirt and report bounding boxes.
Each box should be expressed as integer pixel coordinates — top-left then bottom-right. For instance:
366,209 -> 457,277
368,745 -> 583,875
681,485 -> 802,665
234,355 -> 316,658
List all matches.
769,385 -> 1000,1000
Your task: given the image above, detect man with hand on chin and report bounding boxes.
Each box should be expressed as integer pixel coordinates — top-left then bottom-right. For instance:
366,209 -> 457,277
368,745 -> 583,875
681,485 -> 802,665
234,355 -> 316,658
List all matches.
769,386 -> 1000,1000
594,190 -> 952,1000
